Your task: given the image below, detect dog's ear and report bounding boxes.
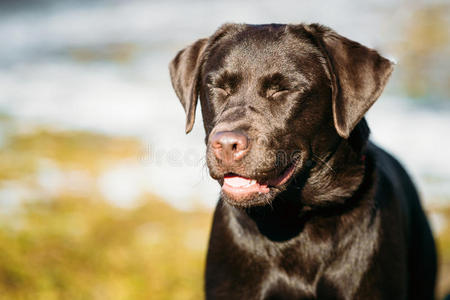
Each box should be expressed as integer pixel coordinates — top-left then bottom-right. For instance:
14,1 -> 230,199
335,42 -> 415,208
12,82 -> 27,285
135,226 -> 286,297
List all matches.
305,24 -> 394,139
169,38 -> 208,134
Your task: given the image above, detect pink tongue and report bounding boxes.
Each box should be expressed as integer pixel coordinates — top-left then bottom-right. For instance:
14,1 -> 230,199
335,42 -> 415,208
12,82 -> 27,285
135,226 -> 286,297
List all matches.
224,176 -> 252,187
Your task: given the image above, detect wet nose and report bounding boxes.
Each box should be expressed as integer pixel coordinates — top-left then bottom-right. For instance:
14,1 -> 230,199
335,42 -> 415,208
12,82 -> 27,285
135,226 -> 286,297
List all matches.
211,131 -> 249,164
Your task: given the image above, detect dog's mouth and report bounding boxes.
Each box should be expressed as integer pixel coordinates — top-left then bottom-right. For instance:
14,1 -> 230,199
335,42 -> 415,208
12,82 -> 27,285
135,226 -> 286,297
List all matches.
221,160 -> 298,202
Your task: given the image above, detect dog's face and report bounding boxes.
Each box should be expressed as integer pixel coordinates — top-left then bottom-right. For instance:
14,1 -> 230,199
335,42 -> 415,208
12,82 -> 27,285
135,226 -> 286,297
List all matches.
170,23 -> 393,207
201,25 -> 334,206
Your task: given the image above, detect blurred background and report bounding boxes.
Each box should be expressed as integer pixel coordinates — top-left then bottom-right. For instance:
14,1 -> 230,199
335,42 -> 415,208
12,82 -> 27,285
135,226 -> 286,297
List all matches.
0,0 -> 449,299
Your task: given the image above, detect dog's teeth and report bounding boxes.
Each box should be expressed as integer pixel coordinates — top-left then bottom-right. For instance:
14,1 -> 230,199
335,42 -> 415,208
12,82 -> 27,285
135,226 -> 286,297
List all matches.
243,180 -> 256,188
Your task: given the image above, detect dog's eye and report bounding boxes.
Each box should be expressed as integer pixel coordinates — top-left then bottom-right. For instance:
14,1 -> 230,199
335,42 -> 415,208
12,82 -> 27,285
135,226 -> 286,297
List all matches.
208,85 -> 231,98
268,89 -> 289,99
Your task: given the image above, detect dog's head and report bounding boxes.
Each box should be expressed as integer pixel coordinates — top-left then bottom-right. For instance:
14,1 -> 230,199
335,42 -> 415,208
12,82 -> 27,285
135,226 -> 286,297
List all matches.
169,23 -> 393,207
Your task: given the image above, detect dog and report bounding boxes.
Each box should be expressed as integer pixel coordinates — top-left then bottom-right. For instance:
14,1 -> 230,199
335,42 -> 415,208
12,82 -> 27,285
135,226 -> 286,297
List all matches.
169,23 -> 437,300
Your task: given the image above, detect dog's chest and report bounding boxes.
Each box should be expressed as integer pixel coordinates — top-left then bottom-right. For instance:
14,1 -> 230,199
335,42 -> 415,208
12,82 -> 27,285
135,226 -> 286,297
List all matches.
224,236 -> 374,300
246,238 -> 336,299
205,203 -> 379,300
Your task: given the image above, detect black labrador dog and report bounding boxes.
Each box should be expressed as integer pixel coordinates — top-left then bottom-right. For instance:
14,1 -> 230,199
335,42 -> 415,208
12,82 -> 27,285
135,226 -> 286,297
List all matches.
169,23 -> 437,300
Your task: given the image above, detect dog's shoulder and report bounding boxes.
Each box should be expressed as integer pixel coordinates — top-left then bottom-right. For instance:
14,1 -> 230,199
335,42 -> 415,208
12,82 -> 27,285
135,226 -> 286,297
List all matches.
366,141 -> 418,242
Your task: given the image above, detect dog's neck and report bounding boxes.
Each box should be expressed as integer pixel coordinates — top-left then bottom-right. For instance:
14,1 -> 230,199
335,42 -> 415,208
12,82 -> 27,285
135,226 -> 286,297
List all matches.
301,137 -> 367,207
300,118 -> 371,206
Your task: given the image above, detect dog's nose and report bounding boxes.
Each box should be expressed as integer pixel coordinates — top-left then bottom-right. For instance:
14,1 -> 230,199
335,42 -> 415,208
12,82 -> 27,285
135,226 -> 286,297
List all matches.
211,131 -> 249,164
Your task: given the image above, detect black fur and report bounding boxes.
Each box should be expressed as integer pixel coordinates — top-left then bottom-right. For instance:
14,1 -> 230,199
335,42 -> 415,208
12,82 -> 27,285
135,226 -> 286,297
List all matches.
169,23 -> 437,300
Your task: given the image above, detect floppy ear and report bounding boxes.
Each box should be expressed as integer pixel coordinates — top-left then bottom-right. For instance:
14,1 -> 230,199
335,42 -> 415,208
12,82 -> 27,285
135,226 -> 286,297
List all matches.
305,24 -> 394,139
169,38 -> 208,134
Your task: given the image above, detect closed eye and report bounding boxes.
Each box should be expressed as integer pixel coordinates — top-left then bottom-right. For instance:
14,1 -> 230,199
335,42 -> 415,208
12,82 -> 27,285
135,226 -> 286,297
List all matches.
270,89 -> 290,98
267,89 -> 291,99
208,84 -> 231,98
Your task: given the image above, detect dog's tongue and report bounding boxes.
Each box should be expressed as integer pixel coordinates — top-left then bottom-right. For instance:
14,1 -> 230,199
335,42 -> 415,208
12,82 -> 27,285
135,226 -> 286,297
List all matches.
224,176 -> 253,187
222,175 -> 270,199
